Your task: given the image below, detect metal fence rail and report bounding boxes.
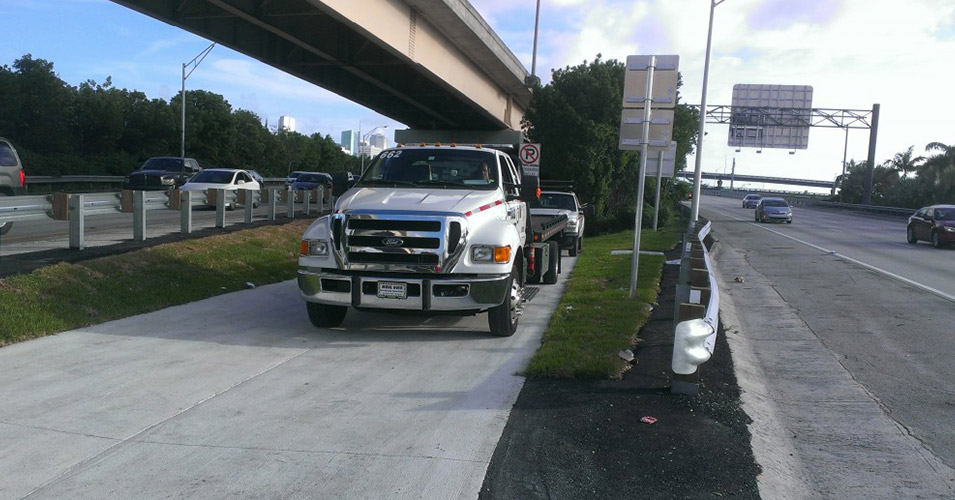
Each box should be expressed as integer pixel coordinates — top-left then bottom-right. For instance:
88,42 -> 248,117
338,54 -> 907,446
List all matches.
0,186 -> 331,252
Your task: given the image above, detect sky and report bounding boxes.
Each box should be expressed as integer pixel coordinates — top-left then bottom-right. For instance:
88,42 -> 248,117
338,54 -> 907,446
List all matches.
3,0 -> 954,193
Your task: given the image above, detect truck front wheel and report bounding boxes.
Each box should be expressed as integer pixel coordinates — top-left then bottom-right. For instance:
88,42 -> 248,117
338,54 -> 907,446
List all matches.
306,302 -> 347,328
488,265 -> 520,337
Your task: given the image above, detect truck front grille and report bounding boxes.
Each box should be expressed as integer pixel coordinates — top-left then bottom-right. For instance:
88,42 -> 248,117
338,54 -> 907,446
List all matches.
335,213 -> 467,273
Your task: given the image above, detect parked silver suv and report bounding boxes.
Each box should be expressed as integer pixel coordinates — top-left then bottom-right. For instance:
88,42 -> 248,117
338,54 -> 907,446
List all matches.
0,137 -> 26,235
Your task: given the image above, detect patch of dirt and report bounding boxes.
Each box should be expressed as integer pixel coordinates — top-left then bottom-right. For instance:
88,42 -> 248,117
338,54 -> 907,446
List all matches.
480,248 -> 762,500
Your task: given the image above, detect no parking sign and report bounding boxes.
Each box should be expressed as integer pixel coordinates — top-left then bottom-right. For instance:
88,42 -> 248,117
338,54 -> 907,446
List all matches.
520,143 -> 540,176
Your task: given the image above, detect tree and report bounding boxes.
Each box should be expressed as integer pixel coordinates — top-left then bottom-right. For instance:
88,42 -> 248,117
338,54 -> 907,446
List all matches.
8,55 -> 75,154
919,141 -> 955,203
523,55 -> 697,232
885,145 -> 923,176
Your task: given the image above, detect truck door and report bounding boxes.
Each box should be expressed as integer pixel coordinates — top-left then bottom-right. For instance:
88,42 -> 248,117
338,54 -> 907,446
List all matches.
500,154 -> 527,242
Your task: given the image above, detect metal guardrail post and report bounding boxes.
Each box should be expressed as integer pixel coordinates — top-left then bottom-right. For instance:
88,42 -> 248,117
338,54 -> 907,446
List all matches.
244,191 -> 254,224
215,189 -> 226,228
287,188 -> 295,218
304,190 -> 311,216
267,188 -> 277,221
69,194 -> 84,250
181,191 -> 193,234
133,190 -> 146,241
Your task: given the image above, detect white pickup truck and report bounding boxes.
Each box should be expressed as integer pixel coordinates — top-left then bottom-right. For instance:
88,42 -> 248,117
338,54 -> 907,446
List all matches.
296,144 -> 566,336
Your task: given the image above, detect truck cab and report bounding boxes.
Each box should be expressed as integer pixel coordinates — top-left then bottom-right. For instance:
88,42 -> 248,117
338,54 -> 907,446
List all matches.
297,144 -> 535,336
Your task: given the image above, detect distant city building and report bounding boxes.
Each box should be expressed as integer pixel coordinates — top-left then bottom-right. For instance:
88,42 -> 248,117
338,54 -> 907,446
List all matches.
279,115 -> 296,132
369,132 -> 387,150
341,130 -> 358,156
358,142 -> 383,159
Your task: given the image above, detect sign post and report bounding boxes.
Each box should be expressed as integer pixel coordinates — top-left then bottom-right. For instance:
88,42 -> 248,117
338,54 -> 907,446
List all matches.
652,142 -> 677,231
620,55 -> 679,298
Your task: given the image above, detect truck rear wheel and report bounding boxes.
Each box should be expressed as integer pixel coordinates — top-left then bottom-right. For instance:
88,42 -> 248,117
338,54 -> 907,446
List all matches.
488,265 -> 520,337
543,240 -> 560,284
306,302 -> 347,328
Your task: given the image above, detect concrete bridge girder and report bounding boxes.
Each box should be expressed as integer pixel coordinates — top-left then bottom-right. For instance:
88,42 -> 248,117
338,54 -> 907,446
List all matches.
111,0 -> 531,131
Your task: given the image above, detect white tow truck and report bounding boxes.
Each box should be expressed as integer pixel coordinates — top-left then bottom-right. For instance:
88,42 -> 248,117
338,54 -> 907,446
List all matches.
296,143 -> 568,336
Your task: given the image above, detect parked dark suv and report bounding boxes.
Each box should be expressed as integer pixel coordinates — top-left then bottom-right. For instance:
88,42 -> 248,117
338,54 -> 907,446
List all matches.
1,137 -> 26,235
125,157 -> 202,190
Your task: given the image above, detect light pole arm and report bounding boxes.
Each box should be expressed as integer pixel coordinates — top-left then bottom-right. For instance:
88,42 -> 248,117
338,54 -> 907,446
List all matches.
181,42 -> 216,160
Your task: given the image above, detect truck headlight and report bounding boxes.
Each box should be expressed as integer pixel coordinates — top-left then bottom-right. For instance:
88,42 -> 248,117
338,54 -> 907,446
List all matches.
160,176 -> 175,185
471,246 -> 510,263
943,226 -> 955,233
301,239 -> 329,256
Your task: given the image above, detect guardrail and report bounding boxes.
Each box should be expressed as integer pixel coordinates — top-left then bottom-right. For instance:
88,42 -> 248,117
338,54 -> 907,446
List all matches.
670,220 -> 720,396
0,186 -> 331,251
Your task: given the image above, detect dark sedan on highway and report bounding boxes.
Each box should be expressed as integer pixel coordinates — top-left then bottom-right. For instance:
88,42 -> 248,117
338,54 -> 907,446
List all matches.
742,193 -> 762,208
907,204 -> 955,248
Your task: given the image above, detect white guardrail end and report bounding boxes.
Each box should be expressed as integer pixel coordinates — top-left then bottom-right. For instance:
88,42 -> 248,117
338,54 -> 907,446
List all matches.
670,219 -> 720,393
672,318 -> 715,375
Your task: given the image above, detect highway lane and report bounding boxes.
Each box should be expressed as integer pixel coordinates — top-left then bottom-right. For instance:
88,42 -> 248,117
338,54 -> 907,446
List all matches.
700,194 -> 955,497
703,194 -> 954,299
0,257 -> 575,499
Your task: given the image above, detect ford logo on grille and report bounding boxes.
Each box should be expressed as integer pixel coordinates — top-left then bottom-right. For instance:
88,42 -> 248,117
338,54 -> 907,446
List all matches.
382,237 -> 404,247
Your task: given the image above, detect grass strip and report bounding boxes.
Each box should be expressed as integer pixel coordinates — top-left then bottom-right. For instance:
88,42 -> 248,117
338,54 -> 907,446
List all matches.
525,218 -> 686,379
0,219 -> 310,346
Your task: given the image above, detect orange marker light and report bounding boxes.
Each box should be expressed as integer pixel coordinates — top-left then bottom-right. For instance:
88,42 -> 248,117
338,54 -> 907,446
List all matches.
299,240 -> 309,255
494,246 -> 510,263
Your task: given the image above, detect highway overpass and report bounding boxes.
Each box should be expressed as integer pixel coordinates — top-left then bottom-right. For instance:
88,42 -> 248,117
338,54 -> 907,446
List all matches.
111,0 -> 532,135
678,171 -> 835,189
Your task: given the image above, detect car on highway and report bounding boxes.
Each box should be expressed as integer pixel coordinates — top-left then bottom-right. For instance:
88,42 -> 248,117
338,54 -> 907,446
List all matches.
290,172 -> 332,191
247,170 -> 265,184
742,193 -> 762,208
0,137 -> 26,235
755,197 -> 793,223
907,204 -> 955,248
285,171 -> 309,187
179,168 -> 261,210
125,157 -> 202,190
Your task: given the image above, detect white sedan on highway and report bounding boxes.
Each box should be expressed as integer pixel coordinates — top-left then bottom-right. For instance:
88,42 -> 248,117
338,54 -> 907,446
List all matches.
179,168 -> 260,209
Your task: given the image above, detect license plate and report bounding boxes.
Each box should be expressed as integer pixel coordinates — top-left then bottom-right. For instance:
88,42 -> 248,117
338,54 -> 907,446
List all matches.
377,281 -> 407,299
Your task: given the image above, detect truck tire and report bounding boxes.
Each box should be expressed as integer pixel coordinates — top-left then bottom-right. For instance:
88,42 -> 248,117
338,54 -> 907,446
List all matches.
543,240 -> 560,284
569,236 -> 581,257
488,265 -> 520,337
306,302 -> 347,328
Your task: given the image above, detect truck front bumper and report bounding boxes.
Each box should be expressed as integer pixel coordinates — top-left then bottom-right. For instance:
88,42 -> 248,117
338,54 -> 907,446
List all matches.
297,269 -> 511,311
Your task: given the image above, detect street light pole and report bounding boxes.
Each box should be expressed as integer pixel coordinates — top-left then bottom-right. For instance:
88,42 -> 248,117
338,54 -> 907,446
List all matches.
360,125 -> 389,175
690,0 -> 726,224
181,42 -> 216,161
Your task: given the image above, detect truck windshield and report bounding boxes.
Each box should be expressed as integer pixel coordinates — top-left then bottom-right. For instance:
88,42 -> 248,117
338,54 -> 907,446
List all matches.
141,158 -> 184,172
358,149 -> 499,190
539,194 -> 577,211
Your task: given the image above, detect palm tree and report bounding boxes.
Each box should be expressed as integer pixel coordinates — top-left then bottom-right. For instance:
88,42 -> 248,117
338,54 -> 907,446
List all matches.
886,146 -> 923,176
919,141 -> 955,203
